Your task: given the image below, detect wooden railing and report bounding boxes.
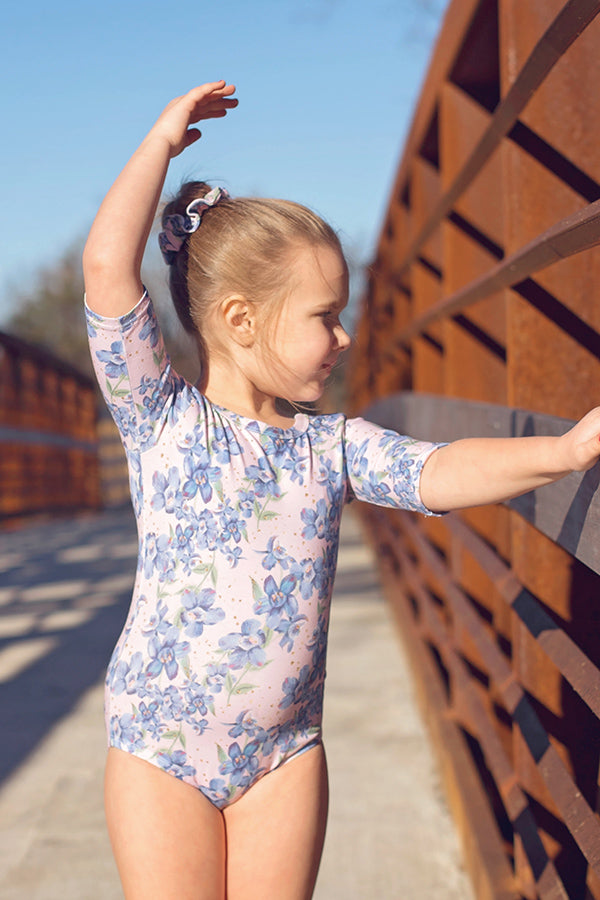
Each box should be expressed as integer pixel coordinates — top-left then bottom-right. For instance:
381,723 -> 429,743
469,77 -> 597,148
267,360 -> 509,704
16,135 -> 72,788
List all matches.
348,2 -> 600,898
0,330 -> 100,518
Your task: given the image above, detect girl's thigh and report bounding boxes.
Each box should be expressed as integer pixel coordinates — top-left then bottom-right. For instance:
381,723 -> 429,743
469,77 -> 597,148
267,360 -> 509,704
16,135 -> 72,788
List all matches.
224,743 -> 329,900
104,748 -> 226,900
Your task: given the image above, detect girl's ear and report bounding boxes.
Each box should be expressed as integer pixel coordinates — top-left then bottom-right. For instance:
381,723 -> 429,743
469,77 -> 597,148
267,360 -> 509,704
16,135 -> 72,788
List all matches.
220,295 -> 256,347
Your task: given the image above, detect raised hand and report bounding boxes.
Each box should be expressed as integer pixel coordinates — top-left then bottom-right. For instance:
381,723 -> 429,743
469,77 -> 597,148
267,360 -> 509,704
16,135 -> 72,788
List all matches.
84,81 -> 238,317
147,82 -> 238,158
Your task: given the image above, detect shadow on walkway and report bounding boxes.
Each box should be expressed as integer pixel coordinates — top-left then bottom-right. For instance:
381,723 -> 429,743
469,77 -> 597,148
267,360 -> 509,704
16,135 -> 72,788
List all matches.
0,508 -> 138,787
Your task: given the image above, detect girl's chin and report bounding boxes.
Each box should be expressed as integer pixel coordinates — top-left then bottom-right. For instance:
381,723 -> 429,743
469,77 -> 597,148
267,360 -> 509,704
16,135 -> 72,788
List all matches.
287,388 -> 324,405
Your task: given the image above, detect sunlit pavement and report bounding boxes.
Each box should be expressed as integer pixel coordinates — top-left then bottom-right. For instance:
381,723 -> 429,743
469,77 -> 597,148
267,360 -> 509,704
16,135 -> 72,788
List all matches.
0,506 -> 472,899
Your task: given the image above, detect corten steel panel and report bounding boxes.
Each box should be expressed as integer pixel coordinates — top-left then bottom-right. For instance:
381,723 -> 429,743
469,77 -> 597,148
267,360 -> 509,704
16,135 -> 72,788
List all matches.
412,264 -> 445,394
349,0 -> 600,896
441,83 -> 504,250
412,157 -> 444,268
501,1 -> 600,185
442,228 -> 506,402
499,3 -> 600,893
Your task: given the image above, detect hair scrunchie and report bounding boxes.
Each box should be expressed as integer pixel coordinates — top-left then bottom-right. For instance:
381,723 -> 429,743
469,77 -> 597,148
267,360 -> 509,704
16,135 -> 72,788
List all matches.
159,186 -> 230,265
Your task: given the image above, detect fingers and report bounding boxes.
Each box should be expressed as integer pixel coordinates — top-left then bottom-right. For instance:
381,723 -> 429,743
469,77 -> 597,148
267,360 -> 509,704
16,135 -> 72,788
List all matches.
183,128 -> 202,148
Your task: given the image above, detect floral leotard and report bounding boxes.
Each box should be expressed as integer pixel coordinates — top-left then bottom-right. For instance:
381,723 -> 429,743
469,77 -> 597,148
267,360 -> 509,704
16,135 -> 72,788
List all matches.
86,292 -> 442,809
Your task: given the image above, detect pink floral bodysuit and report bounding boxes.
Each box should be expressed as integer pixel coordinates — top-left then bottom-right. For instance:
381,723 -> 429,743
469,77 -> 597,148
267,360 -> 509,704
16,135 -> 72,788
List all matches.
86,292 -> 442,809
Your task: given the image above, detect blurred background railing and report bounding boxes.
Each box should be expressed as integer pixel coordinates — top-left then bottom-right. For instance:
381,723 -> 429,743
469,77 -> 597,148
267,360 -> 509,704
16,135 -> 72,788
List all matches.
0,330 -> 130,521
348,1 -> 600,898
0,330 -> 99,518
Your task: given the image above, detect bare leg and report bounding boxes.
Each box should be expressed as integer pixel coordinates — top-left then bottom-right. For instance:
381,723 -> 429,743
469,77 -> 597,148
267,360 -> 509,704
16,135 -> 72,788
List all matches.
104,748 -> 226,900
224,744 -> 329,900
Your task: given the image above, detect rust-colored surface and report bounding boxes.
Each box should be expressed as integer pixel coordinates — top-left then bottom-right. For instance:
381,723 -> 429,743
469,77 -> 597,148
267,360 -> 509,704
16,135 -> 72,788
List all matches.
348,1 -> 600,897
0,330 -> 100,519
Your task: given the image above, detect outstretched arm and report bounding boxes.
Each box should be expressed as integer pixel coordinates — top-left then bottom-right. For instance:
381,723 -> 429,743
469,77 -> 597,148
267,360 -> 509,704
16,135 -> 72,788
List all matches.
419,406 -> 600,512
83,82 -> 238,318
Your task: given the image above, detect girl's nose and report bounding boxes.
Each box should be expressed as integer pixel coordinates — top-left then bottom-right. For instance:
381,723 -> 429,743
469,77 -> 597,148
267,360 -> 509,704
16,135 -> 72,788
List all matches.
335,323 -> 352,351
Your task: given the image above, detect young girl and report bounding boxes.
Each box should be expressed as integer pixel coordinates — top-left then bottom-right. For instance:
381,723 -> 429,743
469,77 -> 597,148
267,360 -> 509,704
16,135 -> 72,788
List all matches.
83,82 -> 600,900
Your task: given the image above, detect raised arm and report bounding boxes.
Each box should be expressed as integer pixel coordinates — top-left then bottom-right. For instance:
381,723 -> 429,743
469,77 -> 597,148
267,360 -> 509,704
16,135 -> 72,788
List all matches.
83,82 -> 238,318
419,406 -> 600,512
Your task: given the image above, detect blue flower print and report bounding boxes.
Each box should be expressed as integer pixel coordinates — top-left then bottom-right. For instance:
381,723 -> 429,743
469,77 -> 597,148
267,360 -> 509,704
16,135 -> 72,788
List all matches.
254,574 -> 298,628
110,713 -> 145,752
346,437 -> 371,481
138,373 -> 164,419
176,424 -> 205,453
139,310 -> 161,347
95,341 -> 127,379
160,685 -> 185,722
244,458 -> 281,499
157,750 -> 196,779
205,663 -> 229,693
275,613 -> 308,652
222,545 -> 243,567
259,536 -> 292,571
220,741 -> 261,788
253,726 -> 276,757
236,489 -> 256,519
174,522 -> 196,553
282,454 -> 308,484
110,651 -> 145,696
227,710 -> 259,739
362,470 -> 391,504
143,533 -> 175,582
210,423 -> 242,464
291,556 -> 327,601
146,625 -> 190,680
138,373 -> 159,396
301,498 -> 329,540
191,718 -> 210,736
274,726 -> 299,756
183,681 -> 214,721
307,618 -> 329,670
138,698 -> 164,739
316,457 -> 340,501
217,504 -> 246,547
201,778 -> 231,806
180,588 -> 225,638
190,509 -> 218,550
111,404 -> 136,441
279,664 -> 312,710
141,600 -> 172,639
218,619 -> 267,669
151,467 -> 182,513
389,455 -> 419,503
260,432 -> 294,466
182,451 -> 221,502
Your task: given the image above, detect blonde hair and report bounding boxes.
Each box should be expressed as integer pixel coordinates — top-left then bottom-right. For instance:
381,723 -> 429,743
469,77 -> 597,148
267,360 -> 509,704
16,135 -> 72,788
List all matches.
162,181 -> 345,370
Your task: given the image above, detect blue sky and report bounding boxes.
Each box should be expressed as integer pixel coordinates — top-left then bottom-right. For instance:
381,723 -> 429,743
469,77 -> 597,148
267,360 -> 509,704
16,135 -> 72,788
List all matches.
0,0 -> 445,322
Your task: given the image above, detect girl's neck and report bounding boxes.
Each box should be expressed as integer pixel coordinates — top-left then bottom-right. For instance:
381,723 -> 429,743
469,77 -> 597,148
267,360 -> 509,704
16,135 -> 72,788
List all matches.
201,368 -> 296,429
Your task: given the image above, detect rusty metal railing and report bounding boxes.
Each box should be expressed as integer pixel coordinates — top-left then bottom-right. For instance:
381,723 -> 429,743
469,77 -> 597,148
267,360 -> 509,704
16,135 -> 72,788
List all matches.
0,330 -> 100,519
349,1 -> 600,897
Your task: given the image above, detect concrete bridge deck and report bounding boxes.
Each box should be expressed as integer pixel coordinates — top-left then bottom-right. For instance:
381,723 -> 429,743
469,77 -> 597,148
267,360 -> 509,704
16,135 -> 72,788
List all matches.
0,506 -> 473,899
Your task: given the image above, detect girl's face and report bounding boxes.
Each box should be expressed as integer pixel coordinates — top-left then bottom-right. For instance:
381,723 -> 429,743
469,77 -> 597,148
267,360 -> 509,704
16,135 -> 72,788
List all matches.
266,244 -> 351,402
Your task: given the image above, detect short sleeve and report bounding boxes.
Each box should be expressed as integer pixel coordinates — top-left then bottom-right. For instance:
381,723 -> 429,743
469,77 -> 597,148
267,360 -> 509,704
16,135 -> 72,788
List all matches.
85,291 -> 181,452
344,416 -> 445,515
